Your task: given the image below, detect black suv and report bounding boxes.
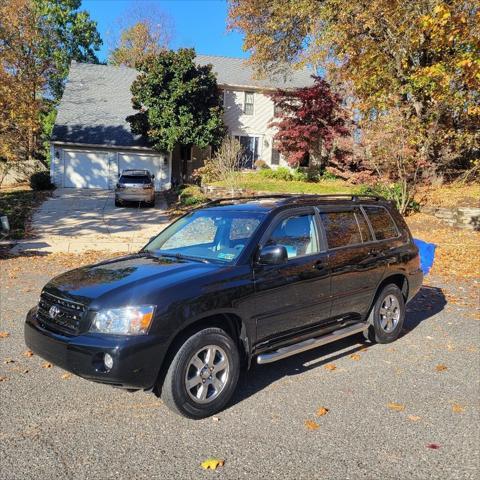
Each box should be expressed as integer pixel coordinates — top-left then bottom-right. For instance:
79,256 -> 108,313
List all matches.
25,195 -> 422,419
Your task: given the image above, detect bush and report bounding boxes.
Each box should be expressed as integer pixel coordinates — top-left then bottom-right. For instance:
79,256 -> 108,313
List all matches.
254,159 -> 270,170
29,171 -> 54,191
192,160 -> 220,185
258,166 -> 293,181
358,183 -> 420,214
292,168 -> 308,182
179,185 -> 208,206
320,170 -> 339,181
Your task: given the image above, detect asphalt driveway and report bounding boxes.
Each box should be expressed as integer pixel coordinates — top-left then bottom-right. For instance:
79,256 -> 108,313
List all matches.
12,189 -> 170,253
0,253 -> 478,480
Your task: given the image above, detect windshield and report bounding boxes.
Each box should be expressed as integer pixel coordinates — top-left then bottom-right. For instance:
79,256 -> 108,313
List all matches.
144,210 -> 265,263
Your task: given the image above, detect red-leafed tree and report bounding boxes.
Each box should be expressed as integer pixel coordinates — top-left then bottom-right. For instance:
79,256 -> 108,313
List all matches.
269,76 -> 350,167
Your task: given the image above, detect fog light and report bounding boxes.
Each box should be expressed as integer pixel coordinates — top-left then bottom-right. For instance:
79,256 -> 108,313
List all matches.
103,353 -> 114,370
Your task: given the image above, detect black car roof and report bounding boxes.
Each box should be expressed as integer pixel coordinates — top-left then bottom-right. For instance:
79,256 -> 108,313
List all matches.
200,194 -> 390,213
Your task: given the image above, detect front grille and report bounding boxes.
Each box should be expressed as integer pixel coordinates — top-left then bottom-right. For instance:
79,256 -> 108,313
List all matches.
37,291 -> 86,335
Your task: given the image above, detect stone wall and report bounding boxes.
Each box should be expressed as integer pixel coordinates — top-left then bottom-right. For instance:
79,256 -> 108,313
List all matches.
421,206 -> 480,231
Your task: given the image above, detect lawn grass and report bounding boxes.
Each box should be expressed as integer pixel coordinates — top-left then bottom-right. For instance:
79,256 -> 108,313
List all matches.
0,186 -> 50,239
212,172 -> 357,195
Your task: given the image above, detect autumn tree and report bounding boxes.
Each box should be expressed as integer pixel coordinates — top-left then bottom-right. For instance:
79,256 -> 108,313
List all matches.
108,4 -> 172,68
0,0 -> 101,182
269,76 -> 349,167
229,0 -> 480,178
127,49 -> 226,154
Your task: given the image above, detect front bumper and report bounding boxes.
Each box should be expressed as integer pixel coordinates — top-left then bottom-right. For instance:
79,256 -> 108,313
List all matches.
24,307 -> 164,389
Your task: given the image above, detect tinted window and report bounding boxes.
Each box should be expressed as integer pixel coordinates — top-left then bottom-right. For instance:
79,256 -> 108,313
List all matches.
364,206 -> 398,240
321,211 -> 363,249
267,214 -> 318,259
355,211 -> 373,242
119,175 -> 151,184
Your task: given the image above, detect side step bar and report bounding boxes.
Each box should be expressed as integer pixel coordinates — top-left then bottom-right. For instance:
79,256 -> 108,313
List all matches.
256,323 -> 368,365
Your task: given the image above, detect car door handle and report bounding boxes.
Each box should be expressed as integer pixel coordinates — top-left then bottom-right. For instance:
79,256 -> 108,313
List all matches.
313,260 -> 326,270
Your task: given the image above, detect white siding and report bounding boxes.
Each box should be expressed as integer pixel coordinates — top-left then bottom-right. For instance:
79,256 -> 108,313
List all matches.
222,88 -> 288,167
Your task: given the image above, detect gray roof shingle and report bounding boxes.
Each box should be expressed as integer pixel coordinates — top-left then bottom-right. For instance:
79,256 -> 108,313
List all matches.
52,55 -> 314,147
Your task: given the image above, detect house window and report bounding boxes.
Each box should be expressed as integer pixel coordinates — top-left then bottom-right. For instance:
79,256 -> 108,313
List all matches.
235,135 -> 260,168
271,148 -> 280,165
273,102 -> 283,117
244,91 -> 254,115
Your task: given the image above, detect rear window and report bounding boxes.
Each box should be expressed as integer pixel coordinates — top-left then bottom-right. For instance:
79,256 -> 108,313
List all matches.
321,211 -> 366,249
119,175 -> 151,184
364,206 -> 398,240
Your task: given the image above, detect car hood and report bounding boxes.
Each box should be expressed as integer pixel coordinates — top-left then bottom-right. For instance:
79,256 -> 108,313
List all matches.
44,253 -> 223,307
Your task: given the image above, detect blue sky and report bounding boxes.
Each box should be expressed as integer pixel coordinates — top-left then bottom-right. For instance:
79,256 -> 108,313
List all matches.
82,0 -> 247,62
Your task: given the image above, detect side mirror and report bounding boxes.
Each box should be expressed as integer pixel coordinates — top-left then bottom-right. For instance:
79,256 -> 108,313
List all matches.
257,244 -> 288,266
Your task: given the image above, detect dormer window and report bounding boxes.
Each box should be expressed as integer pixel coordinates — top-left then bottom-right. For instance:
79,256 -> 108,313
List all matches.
244,91 -> 254,115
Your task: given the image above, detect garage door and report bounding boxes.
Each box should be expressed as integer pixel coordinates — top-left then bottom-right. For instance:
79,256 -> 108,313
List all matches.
118,153 -> 168,191
64,150 -> 109,189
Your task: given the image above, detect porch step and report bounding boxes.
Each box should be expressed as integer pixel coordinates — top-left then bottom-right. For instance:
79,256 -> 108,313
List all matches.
256,322 -> 368,365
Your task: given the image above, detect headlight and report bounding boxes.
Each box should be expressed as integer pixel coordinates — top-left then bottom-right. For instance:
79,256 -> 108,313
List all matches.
90,305 -> 155,335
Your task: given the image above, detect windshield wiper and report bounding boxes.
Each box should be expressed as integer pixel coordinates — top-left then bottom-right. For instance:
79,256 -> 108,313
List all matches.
155,252 -> 211,264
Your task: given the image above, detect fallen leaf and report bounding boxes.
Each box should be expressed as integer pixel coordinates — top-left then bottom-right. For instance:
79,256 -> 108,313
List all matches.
316,407 -> 329,417
426,443 -> 441,450
0,332 -> 9,339
0,376 -> 7,382
408,415 -> 421,422
4,358 -> 14,364
350,353 -> 361,361
305,420 -> 320,430
22,369 -> 29,374
452,403 -> 465,413
61,373 -> 72,380
387,402 -> 405,412
212,416 -> 220,422
435,364 -> 448,372
324,363 -> 336,371
200,458 -> 224,470
23,350 -> 34,357
42,362 -> 53,369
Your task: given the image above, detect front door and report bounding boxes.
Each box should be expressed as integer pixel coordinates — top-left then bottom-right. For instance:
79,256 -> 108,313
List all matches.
318,207 -> 386,320
253,209 -> 331,346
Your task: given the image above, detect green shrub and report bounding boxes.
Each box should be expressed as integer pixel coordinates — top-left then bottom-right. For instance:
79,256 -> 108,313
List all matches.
358,183 -> 420,213
254,159 -> 270,170
320,170 -> 339,181
29,171 -> 54,191
292,168 -> 308,182
258,166 -> 293,181
179,185 -> 208,206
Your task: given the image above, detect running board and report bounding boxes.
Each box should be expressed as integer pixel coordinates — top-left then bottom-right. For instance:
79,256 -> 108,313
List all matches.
256,323 -> 368,365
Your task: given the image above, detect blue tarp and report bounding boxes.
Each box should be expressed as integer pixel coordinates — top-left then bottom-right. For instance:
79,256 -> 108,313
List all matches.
413,238 -> 436,276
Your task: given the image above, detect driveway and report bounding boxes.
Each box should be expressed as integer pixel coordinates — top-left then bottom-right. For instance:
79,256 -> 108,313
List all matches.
13,189 -> 170,253
0,253 -> 478,479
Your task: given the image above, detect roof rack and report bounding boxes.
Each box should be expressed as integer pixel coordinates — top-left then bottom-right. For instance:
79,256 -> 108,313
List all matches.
199,193 -> 384,208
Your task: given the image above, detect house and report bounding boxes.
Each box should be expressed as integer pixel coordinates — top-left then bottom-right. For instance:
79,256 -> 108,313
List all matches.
50,55 -> 313,191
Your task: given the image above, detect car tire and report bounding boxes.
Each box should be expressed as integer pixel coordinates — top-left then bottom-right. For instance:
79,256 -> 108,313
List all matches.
146,200 -> 155,208
114,199 -> 122,207
367,284 -> 405,344
161,327 -> 240,419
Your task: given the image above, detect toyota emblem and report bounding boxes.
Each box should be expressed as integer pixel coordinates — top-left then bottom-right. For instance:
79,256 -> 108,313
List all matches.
49,305 -> 60,319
